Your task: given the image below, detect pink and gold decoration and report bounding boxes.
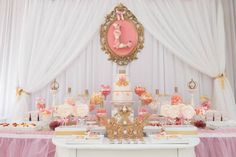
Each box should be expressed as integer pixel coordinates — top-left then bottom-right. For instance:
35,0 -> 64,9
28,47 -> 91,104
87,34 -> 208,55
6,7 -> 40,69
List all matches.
161,103 -> 195,120
140,92 -> 153,105
96,108 -> 107,117
200,96 -> 211,110
171,95 -> 183,105
96,108 -> 107,126
138,107 -> 148,120
194,96 -> 211,116
134,86 -> 146,96
90,92 -> 104,105
116,76 -> 128,86
35,97 -> 46,111
100,85 -> 111,99
195,107 -> 206,116
100,3 -> 144,65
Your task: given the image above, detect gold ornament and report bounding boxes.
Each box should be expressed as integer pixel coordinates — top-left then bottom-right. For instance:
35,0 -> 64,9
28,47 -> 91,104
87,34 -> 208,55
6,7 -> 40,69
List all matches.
100,3 -> 144,65
187,78 -> 197,90
102,105 -> 149,141
16,87 -> 30,97
215,73 -> 225,89
50,79 -> 59,91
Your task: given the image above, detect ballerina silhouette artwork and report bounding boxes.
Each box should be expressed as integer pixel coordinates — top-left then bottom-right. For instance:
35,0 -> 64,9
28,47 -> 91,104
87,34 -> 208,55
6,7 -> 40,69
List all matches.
113,23 -> 132,49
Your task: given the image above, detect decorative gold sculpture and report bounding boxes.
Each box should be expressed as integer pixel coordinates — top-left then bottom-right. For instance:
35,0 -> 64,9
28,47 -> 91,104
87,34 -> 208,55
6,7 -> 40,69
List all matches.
100,3 -> 144,65
16,87 -> 30,97
188,78 -> 197,90
50,79 -> 59,91
103,105 -> 149,141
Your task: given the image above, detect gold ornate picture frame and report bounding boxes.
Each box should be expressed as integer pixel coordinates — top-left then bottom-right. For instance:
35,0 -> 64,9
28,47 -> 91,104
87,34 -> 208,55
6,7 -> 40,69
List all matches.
100,4 -> 144,65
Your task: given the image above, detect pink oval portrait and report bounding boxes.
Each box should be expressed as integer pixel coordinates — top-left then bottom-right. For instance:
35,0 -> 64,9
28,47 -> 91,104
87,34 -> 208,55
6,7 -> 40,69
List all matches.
107,20 -> 138,57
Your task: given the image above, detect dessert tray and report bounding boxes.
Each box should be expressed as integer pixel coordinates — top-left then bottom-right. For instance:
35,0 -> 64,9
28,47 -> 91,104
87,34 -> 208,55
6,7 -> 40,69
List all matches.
143,126 -> 162,134
0,122 -> 42,131
55,134 -> 104,144
54,126 -> 104,144
148,134 -> 192,144
61,135 -> 104,144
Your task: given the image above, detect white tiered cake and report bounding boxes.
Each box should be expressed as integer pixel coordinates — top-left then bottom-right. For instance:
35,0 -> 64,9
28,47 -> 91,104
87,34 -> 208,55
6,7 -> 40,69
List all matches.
112,71 -> 133,102
111,67 -> 134,121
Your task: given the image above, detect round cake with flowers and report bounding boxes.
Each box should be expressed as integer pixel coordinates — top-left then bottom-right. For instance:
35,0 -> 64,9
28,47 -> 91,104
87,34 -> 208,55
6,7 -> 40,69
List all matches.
160,92 -> 196,123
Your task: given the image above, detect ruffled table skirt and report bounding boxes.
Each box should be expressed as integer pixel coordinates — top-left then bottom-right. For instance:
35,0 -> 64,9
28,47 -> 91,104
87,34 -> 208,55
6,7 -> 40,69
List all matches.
1,129 -> 236,157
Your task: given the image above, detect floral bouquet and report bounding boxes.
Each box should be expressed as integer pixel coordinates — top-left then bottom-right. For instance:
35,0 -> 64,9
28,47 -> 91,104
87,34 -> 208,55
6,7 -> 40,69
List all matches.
90,92 -> 104,104
200,96 -> 211,110
171,95 -> 183,105
134,86 -> 146,96
100,85 -> 111,100
116,75 -> 129,86
140,92 -> 153,105
35,97 -> 46,111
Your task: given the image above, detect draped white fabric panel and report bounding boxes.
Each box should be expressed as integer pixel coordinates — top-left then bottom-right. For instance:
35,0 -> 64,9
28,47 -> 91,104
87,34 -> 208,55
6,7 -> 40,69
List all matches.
0,0 -> 25,118
0,0 -> 235,120
123,0 -> 236,119
13,0 -> 117,120
30,32 -> 213,111
223,0 -> 236,100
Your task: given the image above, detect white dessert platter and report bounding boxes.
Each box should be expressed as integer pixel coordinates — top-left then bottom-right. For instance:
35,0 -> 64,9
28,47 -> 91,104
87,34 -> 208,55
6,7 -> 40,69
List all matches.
0,121 -> 43,131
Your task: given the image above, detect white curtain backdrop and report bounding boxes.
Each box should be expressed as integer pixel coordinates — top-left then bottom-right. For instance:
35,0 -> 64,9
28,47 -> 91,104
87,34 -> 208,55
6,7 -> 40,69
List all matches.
124,0 -> 236,119
0,0 -> 235,120
13,0 -> 116,120
0,0 -> 25,119
30,32 -> 213,111
222,0 -> 236,100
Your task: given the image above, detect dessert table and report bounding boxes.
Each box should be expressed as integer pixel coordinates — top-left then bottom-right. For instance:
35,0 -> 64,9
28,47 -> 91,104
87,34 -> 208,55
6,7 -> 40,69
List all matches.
52,137 -> 200,157
195,128 -> 236,157
0,130 -> 55,157
0,128 -> 236,157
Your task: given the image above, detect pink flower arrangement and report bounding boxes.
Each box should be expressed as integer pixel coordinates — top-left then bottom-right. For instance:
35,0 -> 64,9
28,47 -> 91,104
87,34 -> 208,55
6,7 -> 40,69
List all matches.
161,104 -> 195,120
138,107 -> 148,121
41,109 -> 52,115
200,99 -> 211,110
116,75 -> 129,86
195,107 -> 206,115
35,97 -> 46,111
140,92 -> 153,105
171,95 -> 182,105
134,86 -> 146,96
138,107 -> 148,115
100,85 -> 111,99
90,92 -> 104,105
195,96 -> 211,114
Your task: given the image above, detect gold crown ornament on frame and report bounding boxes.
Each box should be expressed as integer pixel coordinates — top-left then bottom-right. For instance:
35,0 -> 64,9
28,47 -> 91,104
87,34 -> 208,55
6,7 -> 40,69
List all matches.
100,3 -> 144,65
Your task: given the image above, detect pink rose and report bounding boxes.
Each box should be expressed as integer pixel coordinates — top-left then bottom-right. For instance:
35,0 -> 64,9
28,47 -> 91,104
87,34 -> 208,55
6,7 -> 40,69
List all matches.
171,95 -> 182,105
201,100 -> 211,110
